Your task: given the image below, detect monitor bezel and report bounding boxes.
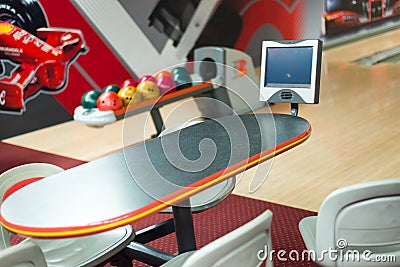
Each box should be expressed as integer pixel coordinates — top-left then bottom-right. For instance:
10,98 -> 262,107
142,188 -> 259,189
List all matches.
259,39 -> 322,104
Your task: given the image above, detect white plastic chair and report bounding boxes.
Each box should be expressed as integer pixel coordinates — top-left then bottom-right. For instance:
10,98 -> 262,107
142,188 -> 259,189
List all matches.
299,178 -> 400,266
159,120 -> 236,213
161,210 -> 273,267
0,163 -> 135,267
0,240 -> 47,267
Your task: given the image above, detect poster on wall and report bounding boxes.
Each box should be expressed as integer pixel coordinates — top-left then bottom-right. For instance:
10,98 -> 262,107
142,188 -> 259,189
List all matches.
0,0 -> 132,139
0,0 -> 324,140
0,22 -> 87,115
323,0 -> 400,38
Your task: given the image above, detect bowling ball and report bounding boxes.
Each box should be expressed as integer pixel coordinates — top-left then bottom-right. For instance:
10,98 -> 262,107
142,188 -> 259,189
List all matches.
154,70 -> 172,81
97,91 -> 123,111
157,75 -> 176,95
138,75 -> 156,84
171,67 -> 188,75
172,68 -> 192,90
102,84 -> 120,93
120,78 -> 138,88
118,86 -> 142,106
137,81 -> 160,100
81,90 -> 101,109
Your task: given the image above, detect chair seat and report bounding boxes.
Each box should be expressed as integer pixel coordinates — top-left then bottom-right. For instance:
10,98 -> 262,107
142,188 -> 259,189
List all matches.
160,176 -> 235,213
298,178 -> 400,267
0,240 -> 47,267
160,210 -> 273,267
0,163 -> 136,267
298,215 -> 317,252
160,251 -> 195,267
32,225 -> 135,267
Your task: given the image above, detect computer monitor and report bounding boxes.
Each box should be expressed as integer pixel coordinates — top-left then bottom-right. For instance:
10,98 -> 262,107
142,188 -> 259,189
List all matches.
259,39 -> 322,104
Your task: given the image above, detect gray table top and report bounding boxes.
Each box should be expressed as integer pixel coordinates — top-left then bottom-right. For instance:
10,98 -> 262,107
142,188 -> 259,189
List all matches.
0,113 -> 310,238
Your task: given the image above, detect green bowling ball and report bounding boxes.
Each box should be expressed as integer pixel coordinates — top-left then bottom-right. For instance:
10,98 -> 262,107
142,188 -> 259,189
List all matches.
172,71 -> 192,90
102,84 -> 120,93
171,67 -> 188,75
171,67 -> 192,90
81,90 -> 101,109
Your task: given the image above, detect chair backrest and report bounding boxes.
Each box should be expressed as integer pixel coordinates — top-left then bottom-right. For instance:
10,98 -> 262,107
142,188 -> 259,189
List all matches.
0,163 -> 64,249
182,210 -> 273,267
315,178 -> 400,265
0,240 -> 47,267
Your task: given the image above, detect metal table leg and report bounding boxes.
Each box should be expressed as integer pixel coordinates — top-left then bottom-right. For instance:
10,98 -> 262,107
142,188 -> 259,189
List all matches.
150,108 -> 164,136
117,200 -> 197,265
172,199 -> 196,253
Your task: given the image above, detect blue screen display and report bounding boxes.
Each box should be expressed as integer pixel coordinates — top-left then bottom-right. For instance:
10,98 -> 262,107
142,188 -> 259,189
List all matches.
265,46 -> 313,88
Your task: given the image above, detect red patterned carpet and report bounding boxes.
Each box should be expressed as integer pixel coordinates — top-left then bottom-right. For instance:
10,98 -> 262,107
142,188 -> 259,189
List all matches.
1,142 -> 317,266
128,194 -> 318,267
0,142 -> 86,173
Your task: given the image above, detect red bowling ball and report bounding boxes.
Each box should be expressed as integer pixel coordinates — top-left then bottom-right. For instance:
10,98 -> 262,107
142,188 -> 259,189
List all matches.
97,91 -> 123,111
120,78 -> 138,88
138,75 -> 156,84
156,75 -> 176,95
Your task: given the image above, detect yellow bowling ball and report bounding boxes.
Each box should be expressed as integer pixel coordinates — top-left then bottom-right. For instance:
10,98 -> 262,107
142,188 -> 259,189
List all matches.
118,86 -> 142,106
137,81 -> 160,100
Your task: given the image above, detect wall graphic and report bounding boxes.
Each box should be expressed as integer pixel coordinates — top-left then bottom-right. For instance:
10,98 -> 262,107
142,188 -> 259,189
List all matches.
0,22 -> 86,115
323,0 -> 400,36
0,0 -> 132,139
0,0 -> 324,139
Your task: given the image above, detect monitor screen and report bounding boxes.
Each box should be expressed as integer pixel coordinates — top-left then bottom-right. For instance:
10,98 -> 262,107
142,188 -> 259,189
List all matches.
265,46 -> 313,88
259,39 -> 322,104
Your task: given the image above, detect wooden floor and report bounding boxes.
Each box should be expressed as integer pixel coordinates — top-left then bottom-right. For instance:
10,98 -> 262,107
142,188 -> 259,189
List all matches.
4,28 -> 400,212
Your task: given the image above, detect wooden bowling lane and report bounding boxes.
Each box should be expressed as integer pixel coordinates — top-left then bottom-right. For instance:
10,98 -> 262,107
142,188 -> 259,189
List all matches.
323,27 -> 400,63
3,28 -> 400,211
234,29 -> 400,211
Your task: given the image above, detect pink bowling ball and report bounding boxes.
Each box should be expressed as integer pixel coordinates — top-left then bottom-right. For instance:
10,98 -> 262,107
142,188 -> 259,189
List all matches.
138,75 -> 156,84
157,75 -> 176,95
120,78 -> 138,88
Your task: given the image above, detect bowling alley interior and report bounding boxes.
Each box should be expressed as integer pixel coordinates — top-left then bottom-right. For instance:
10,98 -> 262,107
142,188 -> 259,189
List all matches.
0,1 -> 399,266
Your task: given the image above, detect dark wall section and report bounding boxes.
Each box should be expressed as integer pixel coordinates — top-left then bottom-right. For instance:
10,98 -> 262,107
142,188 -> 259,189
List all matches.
0,95 -> 71,140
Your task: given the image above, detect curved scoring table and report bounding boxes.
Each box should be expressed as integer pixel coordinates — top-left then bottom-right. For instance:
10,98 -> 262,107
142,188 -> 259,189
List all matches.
0,113 -> 310,239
